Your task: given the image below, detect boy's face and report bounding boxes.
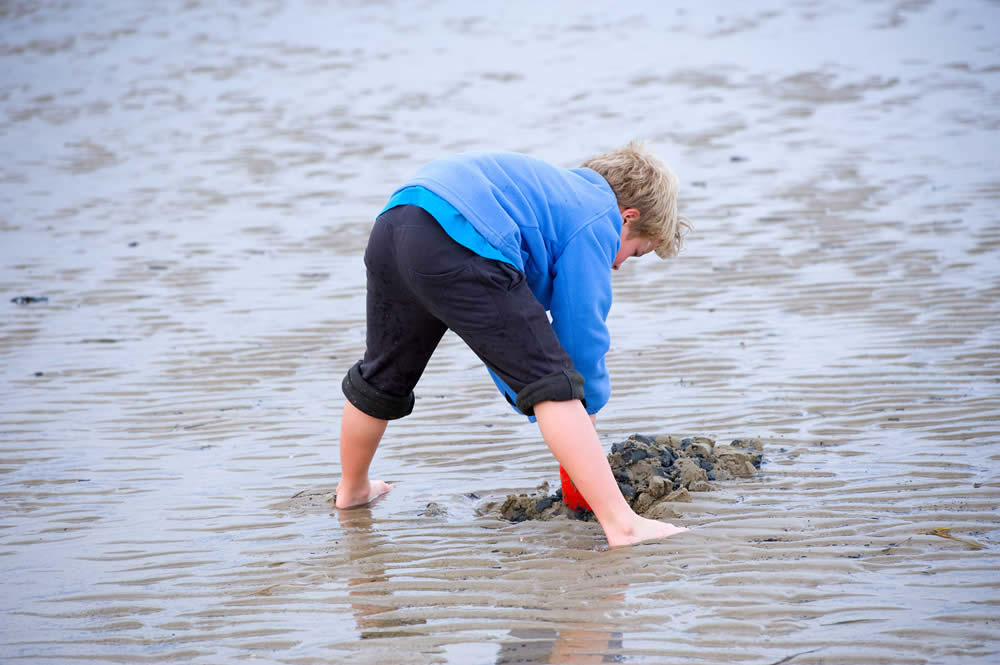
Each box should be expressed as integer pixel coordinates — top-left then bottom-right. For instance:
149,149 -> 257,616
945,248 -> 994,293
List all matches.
612,211 -> 655,270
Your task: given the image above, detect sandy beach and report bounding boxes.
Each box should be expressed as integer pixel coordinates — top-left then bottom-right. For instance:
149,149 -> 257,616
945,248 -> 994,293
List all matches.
2,1 -> 999,663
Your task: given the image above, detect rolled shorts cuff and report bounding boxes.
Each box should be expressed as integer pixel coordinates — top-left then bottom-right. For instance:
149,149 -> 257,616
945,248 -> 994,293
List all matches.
342,360 -> 415,420
514,369 -> 586,417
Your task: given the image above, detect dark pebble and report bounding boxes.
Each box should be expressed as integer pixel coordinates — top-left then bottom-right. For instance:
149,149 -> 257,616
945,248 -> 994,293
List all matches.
626,448 -> 649,464
697,458 -> 713,472
730,155 -> 748,162
534,496 -> 555,512
617,482 -> 636,500
631,434 -> 656,445
34,371 -> 44,377
11,296 -> 48,305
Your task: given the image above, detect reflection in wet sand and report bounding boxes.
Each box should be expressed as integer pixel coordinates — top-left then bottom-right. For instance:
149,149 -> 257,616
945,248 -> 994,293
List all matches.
496,620 -> 623,665
2,0 -> 1000,663
337,507 -> 428,639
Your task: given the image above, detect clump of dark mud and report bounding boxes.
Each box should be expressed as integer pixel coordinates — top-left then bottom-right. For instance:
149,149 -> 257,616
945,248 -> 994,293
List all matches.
492,434 -> 763,522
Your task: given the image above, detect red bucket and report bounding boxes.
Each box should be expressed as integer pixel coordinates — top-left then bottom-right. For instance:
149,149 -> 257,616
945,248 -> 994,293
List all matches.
560,466 -> 592,512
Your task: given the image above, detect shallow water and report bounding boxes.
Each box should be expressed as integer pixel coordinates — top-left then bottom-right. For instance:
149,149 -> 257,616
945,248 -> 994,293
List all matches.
2,1 -> 999,663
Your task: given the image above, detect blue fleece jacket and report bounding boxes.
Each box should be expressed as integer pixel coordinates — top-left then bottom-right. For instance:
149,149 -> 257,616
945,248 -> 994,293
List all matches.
386,152 -> 622,415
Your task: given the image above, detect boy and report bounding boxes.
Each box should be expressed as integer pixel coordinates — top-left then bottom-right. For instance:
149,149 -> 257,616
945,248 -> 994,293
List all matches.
335,141 -> 690,547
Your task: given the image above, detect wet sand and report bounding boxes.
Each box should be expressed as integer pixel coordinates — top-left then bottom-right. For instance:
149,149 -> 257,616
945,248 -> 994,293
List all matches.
3,1 -> 1000,664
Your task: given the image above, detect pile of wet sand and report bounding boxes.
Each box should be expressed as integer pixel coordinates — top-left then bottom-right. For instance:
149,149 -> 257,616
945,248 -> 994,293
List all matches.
491,434 -> 763,522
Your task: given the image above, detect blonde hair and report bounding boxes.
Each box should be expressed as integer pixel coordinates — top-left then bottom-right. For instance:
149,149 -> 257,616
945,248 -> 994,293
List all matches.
582,140 -> 691,258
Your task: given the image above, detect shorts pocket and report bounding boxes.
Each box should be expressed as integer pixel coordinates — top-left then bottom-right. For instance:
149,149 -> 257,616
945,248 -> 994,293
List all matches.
408,261 -> 503,331
407,262 -> 471,283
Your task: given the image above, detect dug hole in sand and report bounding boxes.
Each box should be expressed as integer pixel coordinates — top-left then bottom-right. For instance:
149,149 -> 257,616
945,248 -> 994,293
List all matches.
487,434 -> 764,522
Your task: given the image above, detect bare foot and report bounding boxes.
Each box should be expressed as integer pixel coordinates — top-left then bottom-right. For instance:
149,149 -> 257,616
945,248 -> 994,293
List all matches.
606,516 -> 689,548
334,479 -> 394,509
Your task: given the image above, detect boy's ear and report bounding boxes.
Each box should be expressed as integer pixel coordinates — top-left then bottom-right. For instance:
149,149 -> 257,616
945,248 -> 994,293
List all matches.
622,207 -> 640,224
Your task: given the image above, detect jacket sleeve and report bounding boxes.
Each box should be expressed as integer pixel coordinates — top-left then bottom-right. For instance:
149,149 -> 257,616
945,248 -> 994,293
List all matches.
548,220 -> 618,414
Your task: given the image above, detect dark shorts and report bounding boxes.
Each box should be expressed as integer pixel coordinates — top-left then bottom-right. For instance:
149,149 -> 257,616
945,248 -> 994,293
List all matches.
342,204 -> 584,420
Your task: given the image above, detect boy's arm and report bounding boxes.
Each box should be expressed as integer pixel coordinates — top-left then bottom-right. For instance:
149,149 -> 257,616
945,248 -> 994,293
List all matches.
535,399 -> 688,546
548,222 -> 617,415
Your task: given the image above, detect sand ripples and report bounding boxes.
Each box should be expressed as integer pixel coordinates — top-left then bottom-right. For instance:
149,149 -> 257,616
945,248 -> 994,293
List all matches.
3,0 -> 1000,663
